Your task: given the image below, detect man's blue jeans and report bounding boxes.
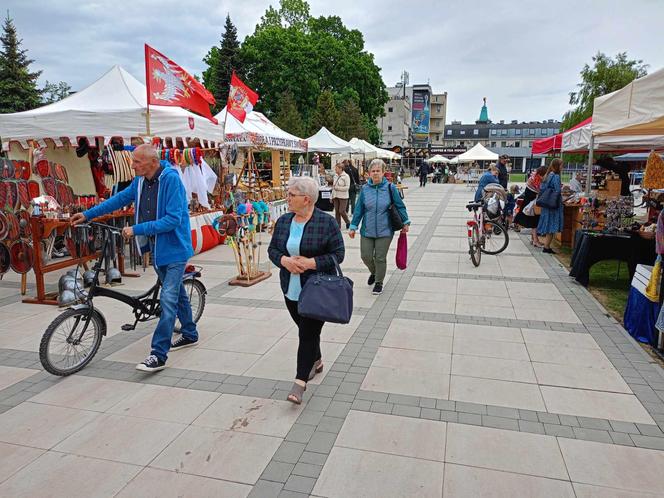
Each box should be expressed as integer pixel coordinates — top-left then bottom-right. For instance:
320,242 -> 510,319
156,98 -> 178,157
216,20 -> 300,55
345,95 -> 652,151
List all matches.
151,262 -> 198,362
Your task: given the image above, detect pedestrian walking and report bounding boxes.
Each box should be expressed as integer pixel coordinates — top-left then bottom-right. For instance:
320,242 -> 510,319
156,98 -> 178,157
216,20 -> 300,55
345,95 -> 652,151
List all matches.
71,145 -> 198,373
344,160 -> 360,214
418,162 -> 429,187
268,176 -> 345,404
537,159 -> 564,254
332,163 -> 351,228
514,165 -> 547,247
349,159 -> 410,295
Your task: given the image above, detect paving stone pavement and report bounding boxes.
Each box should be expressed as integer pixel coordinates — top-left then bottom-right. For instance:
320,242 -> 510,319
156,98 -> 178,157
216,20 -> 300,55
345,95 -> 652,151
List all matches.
2,180 -> 664,497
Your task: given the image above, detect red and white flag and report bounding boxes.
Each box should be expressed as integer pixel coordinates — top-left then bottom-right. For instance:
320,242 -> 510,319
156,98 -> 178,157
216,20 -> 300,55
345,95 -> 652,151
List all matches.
145,44 -> 218,124
227,72 -> 259,123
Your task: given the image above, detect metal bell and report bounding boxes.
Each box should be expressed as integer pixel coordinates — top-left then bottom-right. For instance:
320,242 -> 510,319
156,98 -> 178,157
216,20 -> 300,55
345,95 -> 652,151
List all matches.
106,267 -> 122,284
57,289 -> 77,307
82,270 -> 96,287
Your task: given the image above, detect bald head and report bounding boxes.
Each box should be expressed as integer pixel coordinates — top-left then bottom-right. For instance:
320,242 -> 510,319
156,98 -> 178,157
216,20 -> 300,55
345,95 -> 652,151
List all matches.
132,144 -> 160,178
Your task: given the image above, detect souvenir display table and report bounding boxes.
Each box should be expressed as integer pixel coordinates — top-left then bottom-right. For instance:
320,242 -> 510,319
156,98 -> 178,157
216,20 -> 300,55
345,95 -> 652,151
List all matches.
569,230 -> 656,287
624,264 -> 660,346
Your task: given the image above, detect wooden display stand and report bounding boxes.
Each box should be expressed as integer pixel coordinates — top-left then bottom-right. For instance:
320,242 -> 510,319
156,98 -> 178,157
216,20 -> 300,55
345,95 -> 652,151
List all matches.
23,212 -> 137,306
596,179 -> 622,200
556,203 -> 583,248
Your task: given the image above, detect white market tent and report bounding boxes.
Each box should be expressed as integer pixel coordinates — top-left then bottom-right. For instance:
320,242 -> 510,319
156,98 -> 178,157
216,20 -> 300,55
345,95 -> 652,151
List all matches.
216,107 -> 306,152
426,154 -> 450,164
306,127 -> 358,153
453,143 -> 498,163
593,67 -> 664,137
0,65 -> 221,150
562,120 -> 664,153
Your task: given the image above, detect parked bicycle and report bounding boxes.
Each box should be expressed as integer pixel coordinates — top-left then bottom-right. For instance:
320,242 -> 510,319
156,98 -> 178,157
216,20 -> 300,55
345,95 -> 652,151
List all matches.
39,222 -> 206,376
465,199 -> 509,267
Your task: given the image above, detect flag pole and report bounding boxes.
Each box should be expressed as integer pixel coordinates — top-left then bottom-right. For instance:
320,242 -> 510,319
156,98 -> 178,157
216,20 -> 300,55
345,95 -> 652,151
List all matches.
144,44 -> 152,137
222,70 -> 234,145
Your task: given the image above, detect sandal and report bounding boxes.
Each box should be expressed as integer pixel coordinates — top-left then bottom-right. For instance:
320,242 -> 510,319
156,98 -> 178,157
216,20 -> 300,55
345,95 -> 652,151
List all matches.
308,360 -> 324,381
287,382 -> 306,404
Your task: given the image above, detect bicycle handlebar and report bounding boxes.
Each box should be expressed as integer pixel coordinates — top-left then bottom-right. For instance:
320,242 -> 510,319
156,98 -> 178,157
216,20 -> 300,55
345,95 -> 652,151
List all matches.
74,222 -> 123,235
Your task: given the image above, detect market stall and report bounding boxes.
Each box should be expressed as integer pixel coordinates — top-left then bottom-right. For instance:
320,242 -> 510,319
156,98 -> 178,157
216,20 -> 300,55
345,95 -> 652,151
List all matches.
0,65 -> 228,302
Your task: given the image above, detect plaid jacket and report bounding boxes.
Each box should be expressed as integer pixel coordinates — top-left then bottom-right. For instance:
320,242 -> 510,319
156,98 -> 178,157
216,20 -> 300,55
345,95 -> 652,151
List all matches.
268,208 -> 345,295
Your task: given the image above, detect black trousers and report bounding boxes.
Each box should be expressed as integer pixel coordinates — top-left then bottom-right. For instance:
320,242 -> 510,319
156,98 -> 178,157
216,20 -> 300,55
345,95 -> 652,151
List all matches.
420,174 -> 427,187
285,298 -> 323,382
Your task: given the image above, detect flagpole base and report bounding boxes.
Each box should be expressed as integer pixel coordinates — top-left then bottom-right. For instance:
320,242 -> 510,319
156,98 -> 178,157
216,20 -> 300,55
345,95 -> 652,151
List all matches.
228,271 -> 271,287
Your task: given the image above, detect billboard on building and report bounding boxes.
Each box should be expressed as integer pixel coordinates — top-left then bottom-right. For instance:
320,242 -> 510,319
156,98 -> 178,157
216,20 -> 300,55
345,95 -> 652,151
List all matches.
411,88 -> 431,144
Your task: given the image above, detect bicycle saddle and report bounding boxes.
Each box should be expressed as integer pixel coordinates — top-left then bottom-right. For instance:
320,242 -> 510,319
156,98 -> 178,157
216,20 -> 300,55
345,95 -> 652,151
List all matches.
466,201 -> 484,211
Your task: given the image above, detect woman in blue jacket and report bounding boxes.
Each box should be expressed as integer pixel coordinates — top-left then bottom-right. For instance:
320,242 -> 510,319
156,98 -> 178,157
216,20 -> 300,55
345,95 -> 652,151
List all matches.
349,159 -> 410,295
537,159 -> 564,254
474,164 -> 500,202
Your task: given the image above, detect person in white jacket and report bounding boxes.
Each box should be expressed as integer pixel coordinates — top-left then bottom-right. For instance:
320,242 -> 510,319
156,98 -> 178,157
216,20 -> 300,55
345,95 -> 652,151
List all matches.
332,162 -> 351,228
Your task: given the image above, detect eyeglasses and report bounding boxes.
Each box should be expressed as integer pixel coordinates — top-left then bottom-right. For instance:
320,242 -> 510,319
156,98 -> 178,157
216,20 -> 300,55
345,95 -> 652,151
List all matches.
287,192 -> 306,198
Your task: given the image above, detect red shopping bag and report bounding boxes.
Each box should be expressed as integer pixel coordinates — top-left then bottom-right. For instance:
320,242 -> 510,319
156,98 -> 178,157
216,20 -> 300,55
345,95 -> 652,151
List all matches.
396,232 -> 407,270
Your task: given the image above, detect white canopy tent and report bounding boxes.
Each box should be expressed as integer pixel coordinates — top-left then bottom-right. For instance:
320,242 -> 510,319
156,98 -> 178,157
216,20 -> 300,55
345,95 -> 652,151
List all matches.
593,67 -> 664,137
305,127 -> 358,153
0,65 -> 221,150
562,120 -> 664,153
216,107 -> 307,152
426,154 -> 450,164
453,143 -> 499,163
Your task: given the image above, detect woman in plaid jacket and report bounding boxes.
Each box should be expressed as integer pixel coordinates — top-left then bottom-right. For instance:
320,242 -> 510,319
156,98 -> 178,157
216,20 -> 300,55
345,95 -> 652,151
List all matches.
268,176 -> 345,404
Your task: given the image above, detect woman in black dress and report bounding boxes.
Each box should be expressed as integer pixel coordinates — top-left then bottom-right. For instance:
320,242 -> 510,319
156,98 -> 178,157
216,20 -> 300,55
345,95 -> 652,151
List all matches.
514,166 -> 547,247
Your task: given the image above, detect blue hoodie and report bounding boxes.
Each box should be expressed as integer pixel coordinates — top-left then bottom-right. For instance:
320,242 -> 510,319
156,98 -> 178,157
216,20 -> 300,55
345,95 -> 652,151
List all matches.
475,172 -> 500,202
83,162 -> 193,266
350,177 -> 410,238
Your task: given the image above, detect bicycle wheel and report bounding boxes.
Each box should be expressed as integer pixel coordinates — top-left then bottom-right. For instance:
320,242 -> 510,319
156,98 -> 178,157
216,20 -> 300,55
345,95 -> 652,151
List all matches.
469,224 -> 481,267
630,187 -> 646,208
39,308 -> 105,376
174,278 -> 207,333
481,220 -> 509,255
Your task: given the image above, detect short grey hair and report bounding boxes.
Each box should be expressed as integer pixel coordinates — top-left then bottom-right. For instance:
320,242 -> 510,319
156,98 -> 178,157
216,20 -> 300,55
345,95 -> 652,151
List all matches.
134,144 -> 159,161
369,159 -> 385,171
288,176 -> 319,202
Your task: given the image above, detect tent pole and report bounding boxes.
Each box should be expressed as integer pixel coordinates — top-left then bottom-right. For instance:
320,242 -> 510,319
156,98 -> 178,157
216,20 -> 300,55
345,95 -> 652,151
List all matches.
144,44 -> 151,138
585,135 -> 594,195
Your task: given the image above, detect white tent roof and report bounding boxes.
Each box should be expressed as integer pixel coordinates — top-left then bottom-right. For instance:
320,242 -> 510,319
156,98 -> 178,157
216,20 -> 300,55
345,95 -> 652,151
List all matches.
454,143 -> 498,162
348,138 -> 377,156
593,67 -> 664,136
0,65 -> 221,150
306,127 -> 357,153
215,107 -> 307,152
562,121 -> 664,152
426,154 -> 450,163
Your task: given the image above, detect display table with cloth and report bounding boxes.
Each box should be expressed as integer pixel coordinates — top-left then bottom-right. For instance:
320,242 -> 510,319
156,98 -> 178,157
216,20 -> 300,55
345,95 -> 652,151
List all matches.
624,264 -> 660,346
316,187 -> 334,212
569,230 -> 656,287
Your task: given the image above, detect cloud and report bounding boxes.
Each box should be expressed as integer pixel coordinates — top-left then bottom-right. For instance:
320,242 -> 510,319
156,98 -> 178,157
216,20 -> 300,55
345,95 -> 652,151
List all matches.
5,0 -> 664,123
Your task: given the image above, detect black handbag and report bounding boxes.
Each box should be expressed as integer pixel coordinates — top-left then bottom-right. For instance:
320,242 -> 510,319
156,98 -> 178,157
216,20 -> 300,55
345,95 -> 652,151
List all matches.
536,181 -> 560,209
298,256 -> 354,324
388,183 -> 405,231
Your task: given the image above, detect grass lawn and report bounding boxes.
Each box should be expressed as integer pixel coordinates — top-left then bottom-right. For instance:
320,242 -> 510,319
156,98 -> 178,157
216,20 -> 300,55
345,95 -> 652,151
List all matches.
509,172 -> 572,183
555,246 -> 629,323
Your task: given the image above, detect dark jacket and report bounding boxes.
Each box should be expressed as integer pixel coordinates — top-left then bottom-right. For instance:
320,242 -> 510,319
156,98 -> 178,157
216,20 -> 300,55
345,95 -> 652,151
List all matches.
268,208 -> 345,295
344,164 -> 360,191
497,162 -> 508,189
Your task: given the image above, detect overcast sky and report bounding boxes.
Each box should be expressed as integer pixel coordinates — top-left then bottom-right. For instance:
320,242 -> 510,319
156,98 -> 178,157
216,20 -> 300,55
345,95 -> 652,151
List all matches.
6,0 -> 664,123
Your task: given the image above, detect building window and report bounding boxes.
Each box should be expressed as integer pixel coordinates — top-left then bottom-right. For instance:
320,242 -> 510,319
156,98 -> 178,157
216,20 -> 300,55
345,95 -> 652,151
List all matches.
491,129 -> 497,136
436,104 -> 442,112
473,129 -> 479,136
515,141 -> 520,147
491,141 -> 496,147
460,141 -> 465,146
388,107 -> 393,113
501,141 -> 507,147
436,134 -> 440,141
515,129 -> 521,135
388,125 -> 392,131
387,141 -> 392,146
446,129 -> 452,135
501,129 -> 507,136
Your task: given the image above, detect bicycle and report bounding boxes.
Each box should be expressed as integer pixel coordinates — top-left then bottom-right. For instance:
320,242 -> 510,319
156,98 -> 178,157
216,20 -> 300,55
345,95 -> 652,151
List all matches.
39,222 -> 207,376
465,200 -> 510,267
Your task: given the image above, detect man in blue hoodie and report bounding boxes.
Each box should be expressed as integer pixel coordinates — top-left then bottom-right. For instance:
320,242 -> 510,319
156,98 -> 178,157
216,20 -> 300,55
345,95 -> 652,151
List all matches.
71,144 -> 198,372
474,164 -> 500,202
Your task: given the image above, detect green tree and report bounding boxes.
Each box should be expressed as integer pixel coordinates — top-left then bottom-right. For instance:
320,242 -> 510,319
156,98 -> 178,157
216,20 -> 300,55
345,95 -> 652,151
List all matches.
241,0 -> 388,128
561,52 -> 648,130
42,80 -> 72,104
337,98 -> 367,140
0,13 -> 42,112
309,89 -> 339,135
203,14 -> 243,113
273,90 -> 305,137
